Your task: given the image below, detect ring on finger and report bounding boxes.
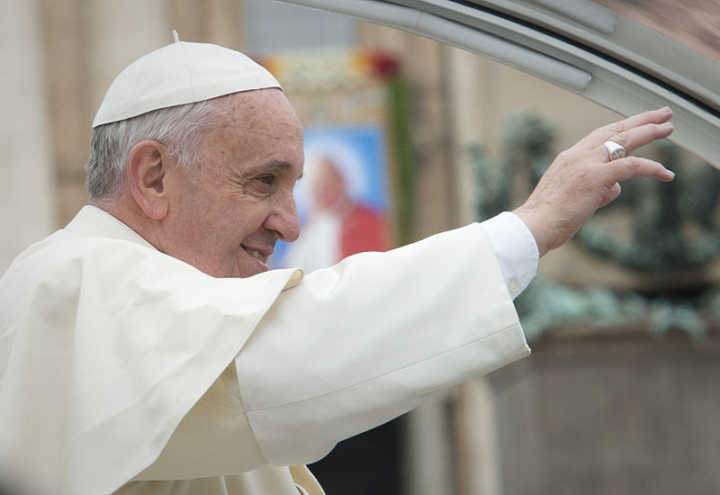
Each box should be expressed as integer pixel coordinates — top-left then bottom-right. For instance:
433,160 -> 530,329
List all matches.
603,140 -> 627,161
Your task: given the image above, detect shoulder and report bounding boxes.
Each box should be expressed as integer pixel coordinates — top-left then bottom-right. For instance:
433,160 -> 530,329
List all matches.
0,229 -> 185,303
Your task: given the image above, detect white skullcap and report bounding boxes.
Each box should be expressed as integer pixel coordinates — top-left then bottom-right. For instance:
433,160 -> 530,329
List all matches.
92,41 -> 281,127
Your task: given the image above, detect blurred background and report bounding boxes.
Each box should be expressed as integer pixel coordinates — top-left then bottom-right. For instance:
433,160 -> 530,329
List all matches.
2,0 -> 720,494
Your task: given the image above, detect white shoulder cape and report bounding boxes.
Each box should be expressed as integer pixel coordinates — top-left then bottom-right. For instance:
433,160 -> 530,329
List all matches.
0,206 -> 301,494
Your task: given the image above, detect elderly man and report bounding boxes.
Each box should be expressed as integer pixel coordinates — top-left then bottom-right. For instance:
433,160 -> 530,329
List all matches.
0,40 -> 674,495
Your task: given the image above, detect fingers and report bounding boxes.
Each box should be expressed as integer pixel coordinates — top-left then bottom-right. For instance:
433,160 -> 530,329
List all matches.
593,121 -> 674,161
577,107 -> 673,150
611,122 -> 674,153
606,156 -> 675,183
605,106 -> 672,136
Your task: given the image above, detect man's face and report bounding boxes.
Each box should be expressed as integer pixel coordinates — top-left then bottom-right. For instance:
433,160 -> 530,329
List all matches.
162,89 -> 304,278
311,157 -> 348,212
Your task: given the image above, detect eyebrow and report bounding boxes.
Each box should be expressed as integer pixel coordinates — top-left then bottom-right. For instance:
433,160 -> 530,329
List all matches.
239,160 -> 303,180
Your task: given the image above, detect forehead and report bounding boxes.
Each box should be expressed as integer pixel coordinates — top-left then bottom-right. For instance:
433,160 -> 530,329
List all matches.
228,89 -> 301,138
203,89 -> 304,172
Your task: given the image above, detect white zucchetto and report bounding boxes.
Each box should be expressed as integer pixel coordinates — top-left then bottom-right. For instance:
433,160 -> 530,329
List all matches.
92,41 -> 281,128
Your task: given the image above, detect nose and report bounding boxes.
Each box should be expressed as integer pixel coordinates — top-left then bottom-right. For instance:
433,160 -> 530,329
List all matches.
265,192 -> 301,242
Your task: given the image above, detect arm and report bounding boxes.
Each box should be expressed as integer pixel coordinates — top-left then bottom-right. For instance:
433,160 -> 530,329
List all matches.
236,222 -> 529,466
235,107 -> 676,467
136,216 -> 535,479
137,108 -> 675,477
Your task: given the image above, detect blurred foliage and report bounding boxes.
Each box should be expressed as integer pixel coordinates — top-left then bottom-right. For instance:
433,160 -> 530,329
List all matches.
516,279 -> 708,341
471,111 -> 720,340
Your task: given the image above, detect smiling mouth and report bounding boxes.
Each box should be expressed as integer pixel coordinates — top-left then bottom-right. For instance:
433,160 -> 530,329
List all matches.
242,245 -> 270,266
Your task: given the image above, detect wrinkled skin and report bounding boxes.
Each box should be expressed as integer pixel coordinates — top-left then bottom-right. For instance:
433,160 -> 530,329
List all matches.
162,89 -> 305,277
514,107 -> 675,256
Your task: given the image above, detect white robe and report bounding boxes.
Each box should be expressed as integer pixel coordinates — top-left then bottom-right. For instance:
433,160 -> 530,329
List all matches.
0,206 -> 531,494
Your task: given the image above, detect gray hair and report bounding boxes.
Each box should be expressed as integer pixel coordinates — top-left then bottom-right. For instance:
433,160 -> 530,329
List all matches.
85,95 -> 230,200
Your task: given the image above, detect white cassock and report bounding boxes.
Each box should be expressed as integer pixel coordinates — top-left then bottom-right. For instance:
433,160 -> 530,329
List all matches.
0,205 -> 537,495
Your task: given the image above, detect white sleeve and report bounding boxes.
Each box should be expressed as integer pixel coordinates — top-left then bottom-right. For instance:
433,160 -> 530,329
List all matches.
480,211 -> 539,299
234,223 -> 531,467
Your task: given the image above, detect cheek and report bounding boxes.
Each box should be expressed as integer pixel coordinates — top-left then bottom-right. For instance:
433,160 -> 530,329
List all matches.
216,204 -> 268,242
173,195 -> 239,251
169,177 -> 215,229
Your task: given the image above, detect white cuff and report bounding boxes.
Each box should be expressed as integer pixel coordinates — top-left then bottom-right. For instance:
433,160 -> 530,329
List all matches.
480,212 -> 539,299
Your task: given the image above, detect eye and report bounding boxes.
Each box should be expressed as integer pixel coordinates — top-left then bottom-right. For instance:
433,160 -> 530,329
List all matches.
257,174 -> 276,186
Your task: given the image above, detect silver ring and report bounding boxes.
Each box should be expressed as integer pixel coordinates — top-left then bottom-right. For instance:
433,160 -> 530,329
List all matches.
603,140 -> 626,161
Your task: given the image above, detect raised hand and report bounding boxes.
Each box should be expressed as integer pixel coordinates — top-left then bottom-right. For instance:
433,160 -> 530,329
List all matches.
514,107 -> 676,257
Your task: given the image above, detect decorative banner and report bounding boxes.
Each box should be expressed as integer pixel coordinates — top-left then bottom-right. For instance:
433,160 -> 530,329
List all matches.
272,124 -> 391,270
258,50 -> 399,92
259,49 -> 406,271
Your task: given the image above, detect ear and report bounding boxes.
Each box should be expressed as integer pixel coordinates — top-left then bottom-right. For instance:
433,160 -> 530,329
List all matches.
126,140 -> 173,220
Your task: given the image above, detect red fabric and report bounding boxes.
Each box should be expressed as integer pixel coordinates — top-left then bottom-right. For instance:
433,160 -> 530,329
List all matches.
339,204 -> 390,259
